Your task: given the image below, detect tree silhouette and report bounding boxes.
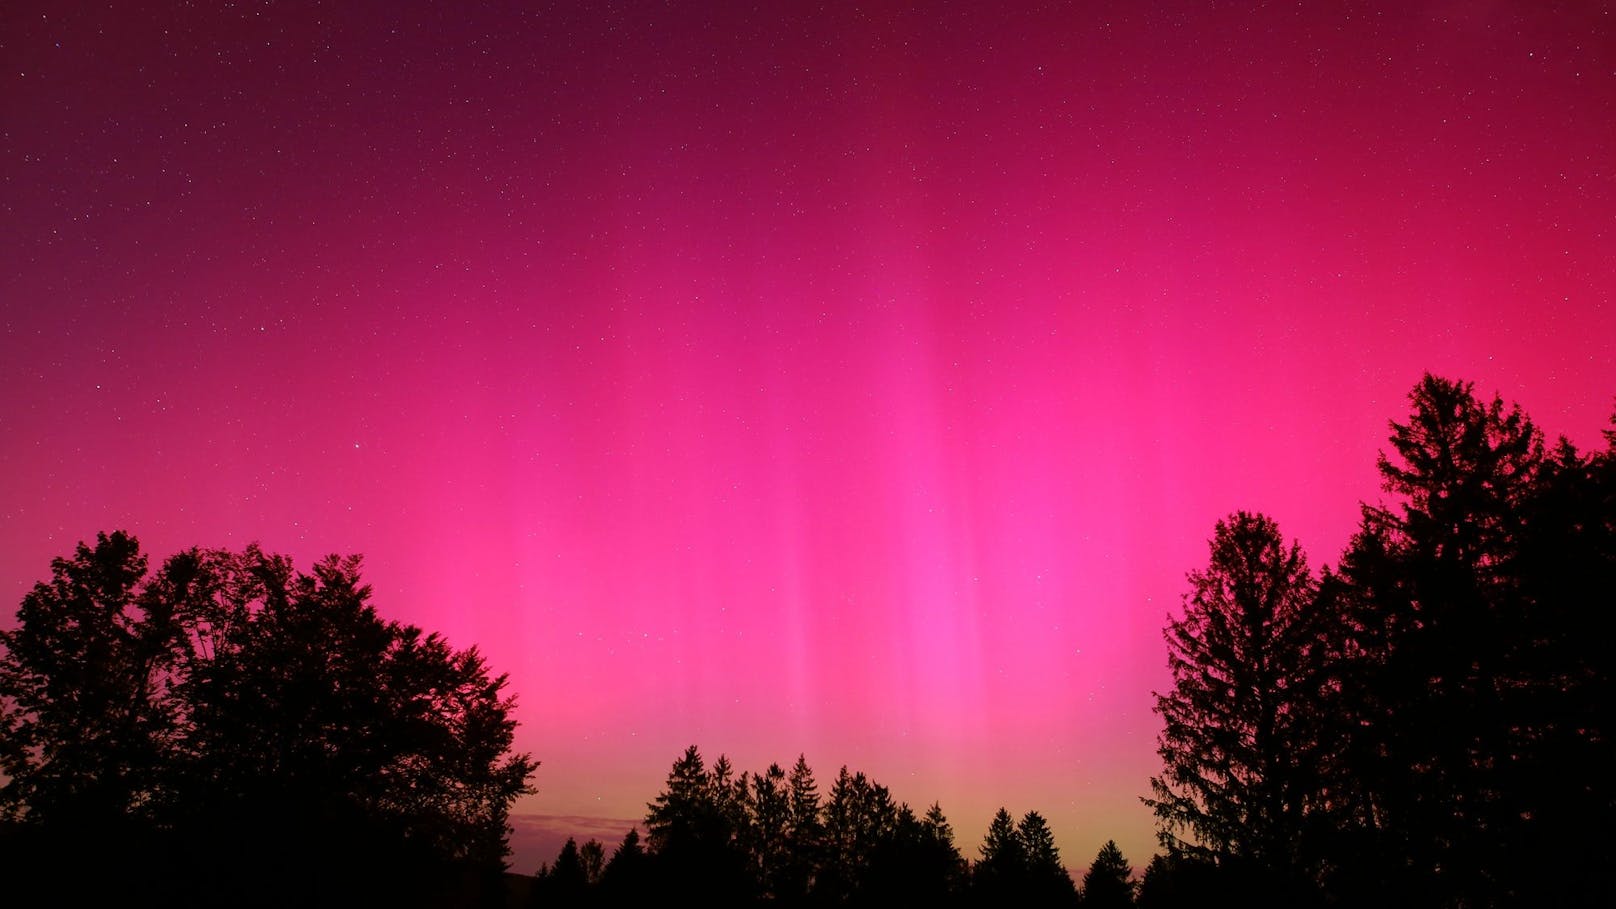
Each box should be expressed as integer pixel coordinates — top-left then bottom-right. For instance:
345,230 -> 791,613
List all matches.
1510,416 -> 1616,907
1142,375 -> 1616,906
0,534 -> 536,905
782,753 -> 824,902
599,827 -> 652,904
712,753 -> 751,849
579,838 -> 606,887
863,801 -> 967,906
646,745 -> 710,852
918,803 -> 968,902
1145,512 -> 1336,898
634,747 -> 978,905
745,763 -> 791,899
1079,840 -> 1133,909
1134,851 -> 1223,909
971,808 -> 1026,904
0,531 -> 164,827
532,837 -> 589,906
968,807 -> 1080,906
1017,811 -> 1078,906
820,765 -> 900,903
1333,375 -> 1613,906
644,745 -> 751,903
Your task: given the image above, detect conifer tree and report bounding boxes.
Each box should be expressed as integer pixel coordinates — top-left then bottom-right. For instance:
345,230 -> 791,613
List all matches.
1334,375 -> 1594,906
1080,840 -> 1133,909
1018,811 -> 1077,905
782,754 -> 823,901
1146,512 -> 1337,891
643,746 -> 750,902
600,826 -> 650,901
973,808 -> 1027,903
747,763 -> 791,899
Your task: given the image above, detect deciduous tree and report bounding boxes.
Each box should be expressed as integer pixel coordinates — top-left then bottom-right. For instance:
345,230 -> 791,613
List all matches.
0,534 -> 537,903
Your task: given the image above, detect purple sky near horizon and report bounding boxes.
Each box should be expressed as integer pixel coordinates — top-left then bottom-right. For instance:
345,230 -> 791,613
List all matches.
2,0 -> 1613,875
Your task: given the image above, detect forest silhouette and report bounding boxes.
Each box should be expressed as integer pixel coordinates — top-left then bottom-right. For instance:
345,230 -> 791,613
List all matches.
1,374 -> 1611,908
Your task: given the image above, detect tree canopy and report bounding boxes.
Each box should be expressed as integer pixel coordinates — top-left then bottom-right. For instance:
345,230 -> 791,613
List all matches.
0,534 -> 536,905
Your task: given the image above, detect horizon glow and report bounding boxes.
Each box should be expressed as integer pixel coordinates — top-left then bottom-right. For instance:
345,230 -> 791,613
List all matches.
2,1 -> 1612,874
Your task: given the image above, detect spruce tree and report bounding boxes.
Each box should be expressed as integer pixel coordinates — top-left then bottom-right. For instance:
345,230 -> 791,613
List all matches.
1018,811 -> 1077,905
1080,840 -> 1133,909
1145,512 -> 1337,892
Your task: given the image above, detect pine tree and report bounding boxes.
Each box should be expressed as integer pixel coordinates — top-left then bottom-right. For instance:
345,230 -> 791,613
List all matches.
1145,512 -> 1338,893
579,838 -> 605,887
645,745 -> 710,856
921,802 -> 967,896
973,808 -> 1026,903
821,766 -> 899,902
532,837 -> 587,906
643,746 -> 750,902
865,801 -> 965,905
782,754 -> 823,902
1135,852 -> 1222,909
1509,415 -> 1616,906
1018,811 -> 1077,905
1334,374 -> 1599,906
747,763 -> 791,899
599,828 -> 651,903
1080,840 -> 1133,909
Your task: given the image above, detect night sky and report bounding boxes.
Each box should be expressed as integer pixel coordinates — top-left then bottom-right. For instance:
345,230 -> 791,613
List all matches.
2,0 -> 1612,873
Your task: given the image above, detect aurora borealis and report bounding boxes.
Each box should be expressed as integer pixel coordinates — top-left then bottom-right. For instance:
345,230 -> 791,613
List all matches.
2,1 -> 1612,872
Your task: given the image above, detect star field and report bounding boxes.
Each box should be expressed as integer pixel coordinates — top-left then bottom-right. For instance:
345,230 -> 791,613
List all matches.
2,0 -> 1613,872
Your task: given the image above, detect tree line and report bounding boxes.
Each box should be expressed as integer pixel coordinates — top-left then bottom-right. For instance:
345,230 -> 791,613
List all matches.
2,373 -> 1609,907
527,374 -> 1613,908
530,745 -> 1135,907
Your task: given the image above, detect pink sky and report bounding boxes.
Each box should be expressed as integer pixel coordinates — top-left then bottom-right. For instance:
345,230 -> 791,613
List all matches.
2,0 -> 1612,873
